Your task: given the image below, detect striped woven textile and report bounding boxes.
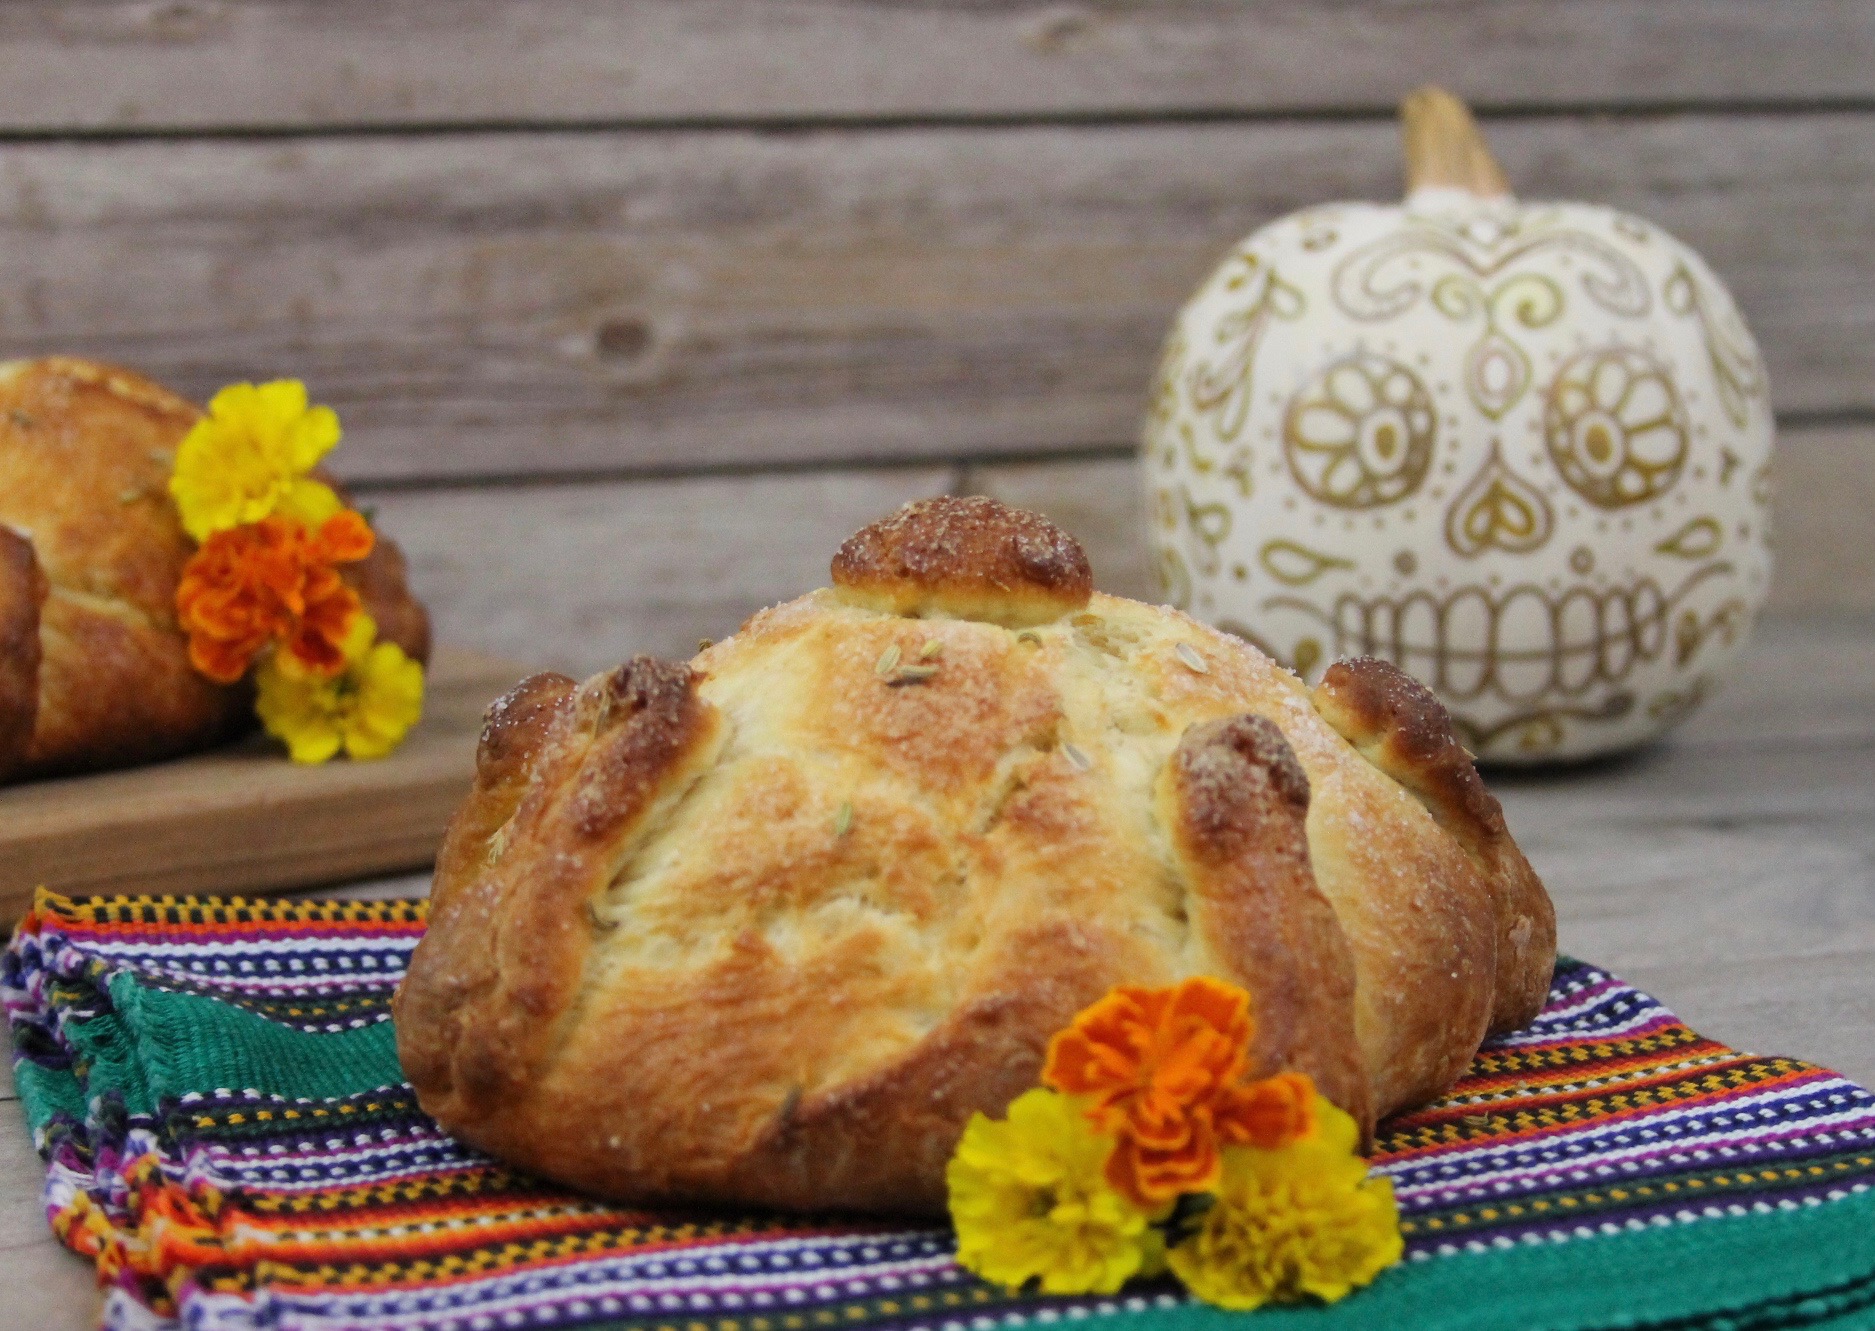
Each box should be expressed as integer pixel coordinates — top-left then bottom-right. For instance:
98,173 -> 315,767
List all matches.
7,889 -> 1875,1331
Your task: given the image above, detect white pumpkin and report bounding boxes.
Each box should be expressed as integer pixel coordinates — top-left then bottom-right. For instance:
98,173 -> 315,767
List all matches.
1142,88 -> 1773,763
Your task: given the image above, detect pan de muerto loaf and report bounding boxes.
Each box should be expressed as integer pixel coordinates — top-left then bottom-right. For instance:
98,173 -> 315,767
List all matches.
394,496 -> 1554,1215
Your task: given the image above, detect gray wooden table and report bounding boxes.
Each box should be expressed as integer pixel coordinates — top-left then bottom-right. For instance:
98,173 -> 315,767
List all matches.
4,614 -> 1871,1328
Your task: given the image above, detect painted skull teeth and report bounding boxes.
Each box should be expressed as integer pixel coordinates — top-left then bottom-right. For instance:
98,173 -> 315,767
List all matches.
1266,563 -> 1738,704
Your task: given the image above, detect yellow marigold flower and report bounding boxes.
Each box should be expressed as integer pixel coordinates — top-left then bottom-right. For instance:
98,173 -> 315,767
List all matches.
255,615 -> 424,764
169,380 -> 342,541
947,1088 -> 1165,1295
1167,1094 -> 1402,1309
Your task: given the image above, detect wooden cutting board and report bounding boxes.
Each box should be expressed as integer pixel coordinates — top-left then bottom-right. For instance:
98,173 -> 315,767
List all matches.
0,647 -> 530,924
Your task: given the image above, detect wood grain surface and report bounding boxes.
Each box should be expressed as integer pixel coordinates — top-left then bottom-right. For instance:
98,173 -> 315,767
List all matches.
0,1 -> 1868,131
1768,426 -> 1875,617
0,113 -> 1867,491
371,466 -> 952,673
4,615 -> 1871,1330
0,648 -> 526,924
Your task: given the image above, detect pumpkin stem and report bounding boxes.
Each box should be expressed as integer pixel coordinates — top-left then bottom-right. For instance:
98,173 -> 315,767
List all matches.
1401,87 -> 1512,199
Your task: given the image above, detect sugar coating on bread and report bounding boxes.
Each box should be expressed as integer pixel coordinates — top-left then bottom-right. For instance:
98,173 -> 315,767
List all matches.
396,496 -> 1554,1215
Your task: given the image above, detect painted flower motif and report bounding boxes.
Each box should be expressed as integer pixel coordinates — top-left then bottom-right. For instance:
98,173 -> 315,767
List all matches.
1166,1094 -> 1402,1310
946,1088 -> 1165,1295
175,511 -> 374,683
169,380 -> 342,540
255,614 -> 425,764
1283,352 -> 1436,508
1543,346 -> 1689,508
1043,977 -> 1296,1207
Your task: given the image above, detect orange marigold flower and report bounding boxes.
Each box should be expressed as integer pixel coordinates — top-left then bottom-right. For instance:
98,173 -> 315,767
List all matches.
176,511 -> 374,683
1218,1070 -> 1317,1151
1043,977 -> 1256,1207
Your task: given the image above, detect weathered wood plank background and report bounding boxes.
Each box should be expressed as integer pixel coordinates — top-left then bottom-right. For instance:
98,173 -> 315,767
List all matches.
5,2 -> 1874,128
0,0 -> 1869,667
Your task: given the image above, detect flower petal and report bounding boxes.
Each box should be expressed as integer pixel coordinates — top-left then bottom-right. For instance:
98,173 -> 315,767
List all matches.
947,1089 -> 1157,1295
277,479 -> 344,529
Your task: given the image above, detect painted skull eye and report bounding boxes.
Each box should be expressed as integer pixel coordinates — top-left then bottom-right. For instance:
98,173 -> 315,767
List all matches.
1284,351 -> 1436,508
1544,347 -> 1689,508
1572,413 -> 1626,480
1357,410 -> 1413,477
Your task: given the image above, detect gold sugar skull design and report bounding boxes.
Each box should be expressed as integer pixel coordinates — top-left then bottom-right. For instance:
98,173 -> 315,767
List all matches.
1544,347 -> 1691,509
1283,352 -> 1437,508
1186,248 -> 1306,443
1444,443 -> 1554,557
1141,90 -> 1774,763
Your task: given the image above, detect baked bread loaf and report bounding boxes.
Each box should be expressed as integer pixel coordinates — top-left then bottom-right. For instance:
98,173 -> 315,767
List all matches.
0,357 -> 430,782
396,497 -> 1554,1215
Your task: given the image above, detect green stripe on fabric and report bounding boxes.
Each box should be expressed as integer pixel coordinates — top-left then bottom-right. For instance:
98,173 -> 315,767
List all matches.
105,972 -> 404,1104
9,1058 -> 87,1136
62,1002 -> 155,1118
1089,1185 -> 1875,1331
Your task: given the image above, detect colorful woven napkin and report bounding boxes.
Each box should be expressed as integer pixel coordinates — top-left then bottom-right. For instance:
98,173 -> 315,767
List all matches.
8,890 -> 1875,1331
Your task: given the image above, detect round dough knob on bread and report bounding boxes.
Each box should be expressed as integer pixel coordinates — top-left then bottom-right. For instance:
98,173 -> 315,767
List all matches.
830,494 -> 1093,626
395,496 -> 1555,1215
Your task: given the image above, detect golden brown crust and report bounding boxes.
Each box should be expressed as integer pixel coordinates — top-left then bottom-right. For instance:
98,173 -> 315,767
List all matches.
0,526 -> 46,776
0,357 -> 431,781
1163,715 -> 1369,1134
1311,657 -> 1556,1031
428,671 -> 577,915
831,495 -> 1092,626
512,916 -> 1128,1215
399,506 -> 1553,1217
0,357 -> 251,778
722,934 -> 1118,1211
394,658 -> 724,1122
